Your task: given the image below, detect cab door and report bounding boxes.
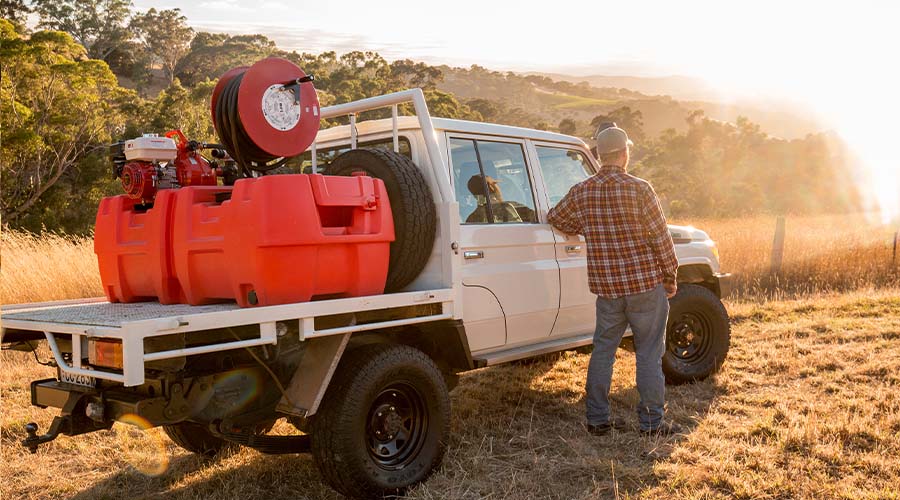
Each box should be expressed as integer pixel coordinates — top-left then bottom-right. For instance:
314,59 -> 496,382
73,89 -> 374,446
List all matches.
531,143 -> 598,338
449,135 -> 560,351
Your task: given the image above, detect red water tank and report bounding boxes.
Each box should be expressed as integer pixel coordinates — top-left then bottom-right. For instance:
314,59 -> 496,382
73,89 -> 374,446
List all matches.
94,190 -> 185,304
171,174 -> 394,307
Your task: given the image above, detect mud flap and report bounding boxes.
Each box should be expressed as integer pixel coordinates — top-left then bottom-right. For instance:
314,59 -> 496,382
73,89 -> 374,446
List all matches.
275,333 -> 351,418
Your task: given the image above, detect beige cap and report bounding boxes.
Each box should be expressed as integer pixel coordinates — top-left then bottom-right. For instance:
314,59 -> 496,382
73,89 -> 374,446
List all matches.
594,124 -> 633,154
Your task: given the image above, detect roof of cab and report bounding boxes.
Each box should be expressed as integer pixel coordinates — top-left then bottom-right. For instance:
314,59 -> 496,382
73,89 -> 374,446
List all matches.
314,116 -> 587,147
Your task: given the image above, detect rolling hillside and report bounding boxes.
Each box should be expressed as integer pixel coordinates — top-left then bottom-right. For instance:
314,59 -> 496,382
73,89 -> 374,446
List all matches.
441,66 -> 823,139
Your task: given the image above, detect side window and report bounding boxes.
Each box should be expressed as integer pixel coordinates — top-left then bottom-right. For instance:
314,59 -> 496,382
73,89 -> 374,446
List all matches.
450,138 -> 537,224
450,138 -> 481,222
536,146 -> 594,207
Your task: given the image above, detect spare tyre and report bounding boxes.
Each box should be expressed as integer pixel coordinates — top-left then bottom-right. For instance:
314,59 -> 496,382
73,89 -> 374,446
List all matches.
326,148 -> 436,292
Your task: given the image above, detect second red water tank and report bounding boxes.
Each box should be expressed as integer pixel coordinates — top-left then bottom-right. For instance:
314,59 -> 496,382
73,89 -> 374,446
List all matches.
171,174 -> 394,307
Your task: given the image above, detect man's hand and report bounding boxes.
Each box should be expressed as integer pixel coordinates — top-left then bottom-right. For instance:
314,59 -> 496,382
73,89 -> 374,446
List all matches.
485,176 -> 503,201
664,281 -> 677,298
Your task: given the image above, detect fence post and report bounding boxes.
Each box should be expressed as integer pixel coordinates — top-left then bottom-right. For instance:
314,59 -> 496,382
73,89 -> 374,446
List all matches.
770,216 -> 786,274
893,230 -> 898,267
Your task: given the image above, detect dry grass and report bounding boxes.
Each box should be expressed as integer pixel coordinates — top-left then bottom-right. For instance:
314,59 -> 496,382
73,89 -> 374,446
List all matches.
2,289 -> 899,499
2,214 -> 897,306
670,214 -> 900,299
0,230 -> 102,304
1,215 -> 899,499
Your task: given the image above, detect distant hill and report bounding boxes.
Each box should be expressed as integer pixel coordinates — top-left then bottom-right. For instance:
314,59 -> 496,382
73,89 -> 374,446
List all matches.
517,71 -> 824,139
525,72 -> 720,101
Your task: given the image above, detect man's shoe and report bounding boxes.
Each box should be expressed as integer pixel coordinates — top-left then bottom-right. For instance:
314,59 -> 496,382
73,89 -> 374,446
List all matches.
639,421 -> 683,437
587,417 -> 628,436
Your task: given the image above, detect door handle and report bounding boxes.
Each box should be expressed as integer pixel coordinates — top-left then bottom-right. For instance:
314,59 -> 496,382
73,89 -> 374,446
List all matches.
463,250 -> 484,260
565,245 -> 583,253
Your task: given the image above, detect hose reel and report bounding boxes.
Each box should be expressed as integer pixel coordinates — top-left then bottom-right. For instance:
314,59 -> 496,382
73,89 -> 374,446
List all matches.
211,57 -> 321,175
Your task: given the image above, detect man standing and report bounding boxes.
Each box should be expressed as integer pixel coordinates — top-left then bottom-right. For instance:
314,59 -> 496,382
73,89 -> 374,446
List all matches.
548,124 -> 679,436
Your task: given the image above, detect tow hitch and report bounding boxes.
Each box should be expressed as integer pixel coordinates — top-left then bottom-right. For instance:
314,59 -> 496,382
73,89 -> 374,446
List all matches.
22,420 -> 64,453
21,381 -> 112,452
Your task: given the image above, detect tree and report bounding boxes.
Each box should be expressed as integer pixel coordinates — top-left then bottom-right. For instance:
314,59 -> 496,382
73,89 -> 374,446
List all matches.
147,79 -> 216,142
175,33 -> 281,87
591,106 -> 645,143
31,0 -> 134,62
558,118 -> 577,135
466,98 -> 500,122
463,97 -> 542,128
0,21 -> 132,226
389,59 -> 442,90
0,0 -> 30,32
129,8 -> 193,84
423,89 -> 480,120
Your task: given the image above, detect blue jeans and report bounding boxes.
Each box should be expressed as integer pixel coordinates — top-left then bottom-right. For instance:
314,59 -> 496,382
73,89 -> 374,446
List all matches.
586,284 -> 669,430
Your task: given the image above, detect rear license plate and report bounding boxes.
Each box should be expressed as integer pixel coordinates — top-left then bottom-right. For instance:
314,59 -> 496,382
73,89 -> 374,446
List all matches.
58,369 -> 98,388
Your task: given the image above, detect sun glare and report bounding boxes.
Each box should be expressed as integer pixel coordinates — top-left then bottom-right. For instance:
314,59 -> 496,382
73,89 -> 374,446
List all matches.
651,2 -> 900,225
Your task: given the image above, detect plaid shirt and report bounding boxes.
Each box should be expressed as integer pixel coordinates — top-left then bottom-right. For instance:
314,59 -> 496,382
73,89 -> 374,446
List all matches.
548,166 -> 678,298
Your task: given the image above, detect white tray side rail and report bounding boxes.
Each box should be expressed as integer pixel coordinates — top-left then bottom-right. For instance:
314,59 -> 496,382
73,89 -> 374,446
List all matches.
5,289 -> 454,387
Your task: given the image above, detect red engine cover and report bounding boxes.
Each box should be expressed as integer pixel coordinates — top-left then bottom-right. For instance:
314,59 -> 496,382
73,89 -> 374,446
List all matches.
165,130 -> 217,188
120,162 -> 157,202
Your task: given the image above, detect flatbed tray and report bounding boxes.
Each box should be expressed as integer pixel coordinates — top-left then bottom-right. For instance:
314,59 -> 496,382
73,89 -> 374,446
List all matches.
1,289 -> 454,387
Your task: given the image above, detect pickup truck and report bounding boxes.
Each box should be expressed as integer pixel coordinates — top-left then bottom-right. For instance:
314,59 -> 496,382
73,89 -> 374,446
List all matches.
1,88 -> 731,499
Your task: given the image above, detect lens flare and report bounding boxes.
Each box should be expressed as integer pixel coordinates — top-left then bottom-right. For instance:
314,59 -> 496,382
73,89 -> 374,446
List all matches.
835,125 -> 900,225
113,413 -> 170,476
214,368 -> 262,410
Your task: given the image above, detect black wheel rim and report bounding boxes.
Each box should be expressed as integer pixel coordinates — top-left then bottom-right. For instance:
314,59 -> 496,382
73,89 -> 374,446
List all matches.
667,311 -> 713,363
365,382 -> 427,470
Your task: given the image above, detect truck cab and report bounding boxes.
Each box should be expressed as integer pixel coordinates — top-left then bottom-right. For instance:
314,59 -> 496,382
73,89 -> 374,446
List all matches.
306,115 -> 730,363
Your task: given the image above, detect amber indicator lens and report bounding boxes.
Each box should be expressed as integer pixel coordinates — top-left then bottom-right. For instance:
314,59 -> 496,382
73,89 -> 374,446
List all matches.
89,338 -> 124,369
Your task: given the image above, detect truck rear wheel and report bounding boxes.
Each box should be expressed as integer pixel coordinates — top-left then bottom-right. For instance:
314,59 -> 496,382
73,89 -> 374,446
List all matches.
663,284 -> 731,384
163,422 -> 234,457
311,344 -> 450,498
326,148 -> 436,292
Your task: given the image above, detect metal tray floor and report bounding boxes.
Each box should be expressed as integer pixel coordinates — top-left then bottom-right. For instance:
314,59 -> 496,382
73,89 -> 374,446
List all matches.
2,299 -> 239,328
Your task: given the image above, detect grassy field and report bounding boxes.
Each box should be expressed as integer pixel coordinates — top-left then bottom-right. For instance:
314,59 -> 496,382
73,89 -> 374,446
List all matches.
1,214 -> 899,499
2,213 -> 896,304
532,89 -> 619,111
2,289 -> 899,499
0,231 -> 103,303
669,214 -> 899,299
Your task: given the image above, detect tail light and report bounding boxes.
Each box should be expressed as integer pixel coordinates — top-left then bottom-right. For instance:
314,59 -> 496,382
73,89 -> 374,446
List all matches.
89,338 -> 123,369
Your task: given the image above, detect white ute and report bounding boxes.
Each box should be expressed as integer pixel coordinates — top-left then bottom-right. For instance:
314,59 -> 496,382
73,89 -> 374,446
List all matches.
2,88 -> 731,499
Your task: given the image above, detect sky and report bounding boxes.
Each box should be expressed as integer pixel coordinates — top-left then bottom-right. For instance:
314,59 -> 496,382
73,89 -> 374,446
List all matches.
134,0 -> 900,222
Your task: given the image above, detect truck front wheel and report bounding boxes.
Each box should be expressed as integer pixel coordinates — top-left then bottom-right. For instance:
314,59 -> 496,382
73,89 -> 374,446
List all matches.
312,343 -> 450,498
662,284 -> 731,384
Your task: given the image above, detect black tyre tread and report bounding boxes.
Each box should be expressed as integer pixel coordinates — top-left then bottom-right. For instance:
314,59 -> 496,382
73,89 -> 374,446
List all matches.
312,343 -> 450,499
326,148 -> 436,292
163,422 -> 234,457
663,284 -> 731,384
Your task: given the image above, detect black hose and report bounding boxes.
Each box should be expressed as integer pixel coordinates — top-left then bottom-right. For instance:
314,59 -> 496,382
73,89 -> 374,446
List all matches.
213,72 -> 289,175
